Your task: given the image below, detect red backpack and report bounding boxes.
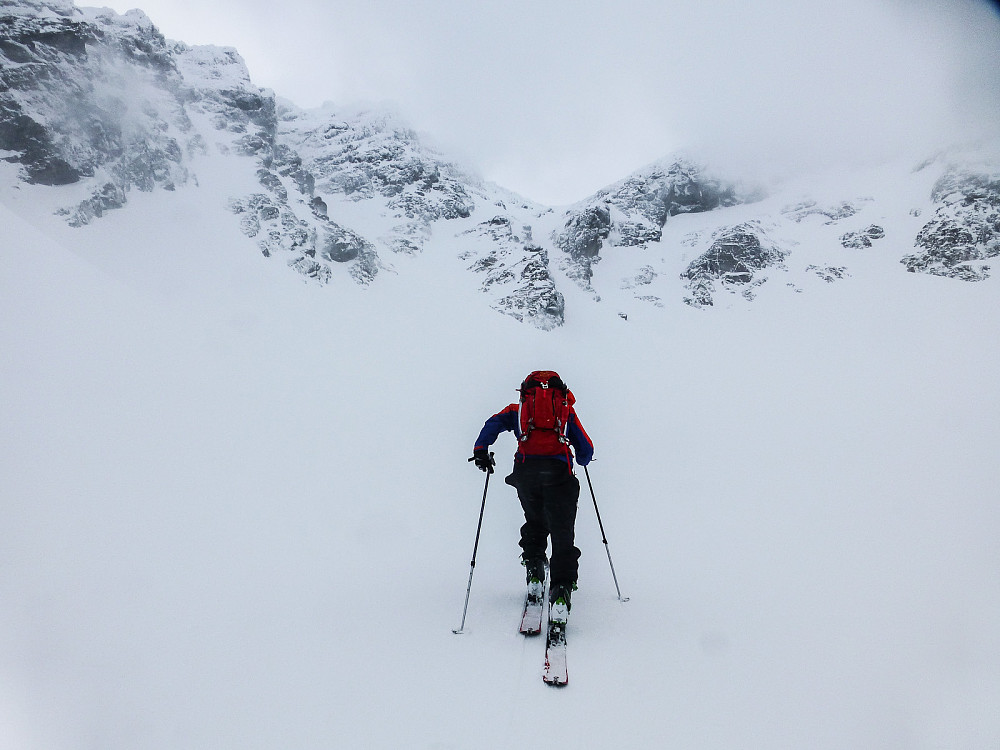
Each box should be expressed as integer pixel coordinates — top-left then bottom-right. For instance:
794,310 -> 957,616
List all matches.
518,370 -> 574,459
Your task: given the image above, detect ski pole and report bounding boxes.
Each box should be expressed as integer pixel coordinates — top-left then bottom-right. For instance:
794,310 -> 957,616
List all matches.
583,465 -> 628,602
453,454 -> 493,634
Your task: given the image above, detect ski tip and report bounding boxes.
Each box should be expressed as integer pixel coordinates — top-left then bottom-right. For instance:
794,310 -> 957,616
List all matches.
452,628 -> 465,635
542,675 -> 568,687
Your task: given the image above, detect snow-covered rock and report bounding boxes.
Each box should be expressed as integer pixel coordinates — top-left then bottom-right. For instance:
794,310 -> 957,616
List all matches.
553,158 -> 746,291
460,214 -> 565,329
902,167 -> 1000,281
681,221 -> 789,307
0,1 -> 189,203
781,198 -> 871,224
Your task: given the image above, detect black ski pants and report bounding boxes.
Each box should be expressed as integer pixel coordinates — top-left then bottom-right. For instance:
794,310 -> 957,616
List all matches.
505,458 -> 581,586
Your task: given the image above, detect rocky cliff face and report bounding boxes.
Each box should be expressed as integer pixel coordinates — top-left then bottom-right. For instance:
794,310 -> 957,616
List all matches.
902,168 -> 1000,281
0,0 -> 494,290
266,104 -> 483,284
459,213 -> 565,330
553,159 -> 745,292
681,221 -> 789,307
2,0 -> 997,328
1,1 -> 190,214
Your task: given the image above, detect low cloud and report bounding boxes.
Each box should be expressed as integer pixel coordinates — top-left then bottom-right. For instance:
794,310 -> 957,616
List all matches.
103,0 -> 1000,203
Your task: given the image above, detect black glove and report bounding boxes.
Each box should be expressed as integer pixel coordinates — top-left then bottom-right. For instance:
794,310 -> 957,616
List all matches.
469,449 -> 495,474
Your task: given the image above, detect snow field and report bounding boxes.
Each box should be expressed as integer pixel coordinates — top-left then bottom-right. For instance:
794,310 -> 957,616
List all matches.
2,158 -> 1000,749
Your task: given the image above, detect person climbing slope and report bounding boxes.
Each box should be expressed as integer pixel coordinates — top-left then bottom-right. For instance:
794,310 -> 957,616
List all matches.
470,370 -> 594,623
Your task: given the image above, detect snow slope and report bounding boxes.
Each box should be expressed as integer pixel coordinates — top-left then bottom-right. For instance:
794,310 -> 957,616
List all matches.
3,132 -> 1000,750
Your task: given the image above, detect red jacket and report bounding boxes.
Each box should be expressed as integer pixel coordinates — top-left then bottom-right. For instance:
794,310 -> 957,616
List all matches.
474,402 -> 594,468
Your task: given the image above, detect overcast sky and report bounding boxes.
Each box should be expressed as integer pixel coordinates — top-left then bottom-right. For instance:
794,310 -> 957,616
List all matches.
98,0 -> 1000,204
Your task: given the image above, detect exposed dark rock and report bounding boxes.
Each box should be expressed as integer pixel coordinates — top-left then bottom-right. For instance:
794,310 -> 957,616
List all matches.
0,103 -> 82,183
901,169 -> 1000,281
62,181 -> 127,226
657,161 -> 741,216
462,217 -> 564,329
309,195 -> 328,219
321,224 -> 363,262
0,3 -> 187,200
558,204 -> 611,259
231,193 -> 320,265
25,153 -> 81,184
930,170 -> 997,204
807,265 -> 850,283
682,222 -> 789,306
840,224 -> 885,249
494,245 -> 565,330
554,159 -> 745,290
272,144 -> 314,196
271,105 -> 479,264
553,204 -> 611,288
284,109 -> 476,222
289,256 -> 332,284
0,6 -> 196,216
214,88 -> 275,138
316,223 -> 379,284
256,168 -> 287,201
621,265 -> 657,290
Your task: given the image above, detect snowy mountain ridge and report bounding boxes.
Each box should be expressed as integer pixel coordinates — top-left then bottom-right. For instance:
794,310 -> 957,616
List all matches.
2,0 -> 999,328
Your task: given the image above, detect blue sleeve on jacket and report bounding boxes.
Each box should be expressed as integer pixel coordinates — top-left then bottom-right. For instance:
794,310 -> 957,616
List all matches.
474,404 -> 519,452
567,411 -> 595,466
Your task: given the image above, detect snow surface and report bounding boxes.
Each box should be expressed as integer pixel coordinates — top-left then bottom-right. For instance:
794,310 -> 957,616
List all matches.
2,140 -> 1000,750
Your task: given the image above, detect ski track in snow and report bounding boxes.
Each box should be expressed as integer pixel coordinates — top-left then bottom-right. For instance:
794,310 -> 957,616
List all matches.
2,152 -> 1000,749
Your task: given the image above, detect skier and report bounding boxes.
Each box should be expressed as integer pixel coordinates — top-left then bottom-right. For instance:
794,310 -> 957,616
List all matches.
470,370 -> 594,622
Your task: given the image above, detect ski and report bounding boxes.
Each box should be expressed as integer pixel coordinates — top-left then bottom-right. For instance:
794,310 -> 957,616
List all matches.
519,585 -> 544,635
519,563 -> 547,636
542,617 -> 568,686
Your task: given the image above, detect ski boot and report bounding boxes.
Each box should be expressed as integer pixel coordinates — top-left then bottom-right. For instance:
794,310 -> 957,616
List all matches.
523,557 -> 547,603
549,582 -> 575,625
